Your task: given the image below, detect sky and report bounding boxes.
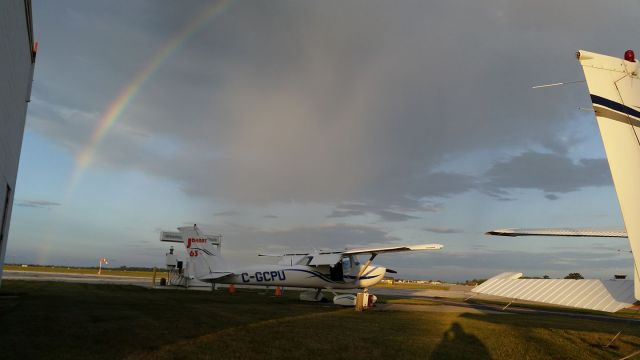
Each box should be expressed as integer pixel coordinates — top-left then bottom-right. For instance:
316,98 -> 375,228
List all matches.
7,0 -> 640,281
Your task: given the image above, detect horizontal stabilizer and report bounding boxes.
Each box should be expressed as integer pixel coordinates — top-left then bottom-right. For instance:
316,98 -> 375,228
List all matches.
160,231 -> 184,243
472,272 -> 635,313
486,228 -> 627,238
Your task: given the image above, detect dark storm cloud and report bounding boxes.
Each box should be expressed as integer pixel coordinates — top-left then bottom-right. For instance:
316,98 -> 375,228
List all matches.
16,200 -> 61,209
215,223 -> 402,251
327,203 -> 429,222
375,210 -> 420,222
422,227 -> 462,234
545,194 -> 559,201
482,152 -> 611,197
405,172 -> 479,199
28,0 -> 637,209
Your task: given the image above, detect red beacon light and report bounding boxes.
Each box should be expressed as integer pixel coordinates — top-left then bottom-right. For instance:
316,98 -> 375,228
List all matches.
625,49 -> 635,62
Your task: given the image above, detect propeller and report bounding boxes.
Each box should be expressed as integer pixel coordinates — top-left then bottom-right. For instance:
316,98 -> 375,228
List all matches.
385,268 -> 397,274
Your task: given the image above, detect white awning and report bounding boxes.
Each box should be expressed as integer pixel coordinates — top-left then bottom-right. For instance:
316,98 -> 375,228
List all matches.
472,272 -> 636,313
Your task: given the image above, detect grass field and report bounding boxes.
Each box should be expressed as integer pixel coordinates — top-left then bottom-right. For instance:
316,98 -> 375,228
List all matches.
2,280 -> 640,359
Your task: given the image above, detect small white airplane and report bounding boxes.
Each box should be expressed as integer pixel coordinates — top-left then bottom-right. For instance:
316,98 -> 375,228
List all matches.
161,224 -> 443,306
473,49 -> 640,313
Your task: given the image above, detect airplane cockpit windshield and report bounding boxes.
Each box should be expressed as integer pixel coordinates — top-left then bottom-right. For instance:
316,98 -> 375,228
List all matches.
342,256 -> 351,272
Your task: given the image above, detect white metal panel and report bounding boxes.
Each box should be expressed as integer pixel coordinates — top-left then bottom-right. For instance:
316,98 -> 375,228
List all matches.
472,272 -> 635,313
0,0 -> 35,286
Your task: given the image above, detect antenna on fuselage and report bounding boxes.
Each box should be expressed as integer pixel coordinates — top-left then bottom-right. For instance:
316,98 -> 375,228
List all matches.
531,80 -> 585,89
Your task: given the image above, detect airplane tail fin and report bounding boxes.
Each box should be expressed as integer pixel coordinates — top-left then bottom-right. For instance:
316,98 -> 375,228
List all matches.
176,225 -> 226,280
577,50 -> 640,300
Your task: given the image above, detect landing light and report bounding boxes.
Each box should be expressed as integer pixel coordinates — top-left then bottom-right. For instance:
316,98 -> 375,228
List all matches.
625,49 -> 635,62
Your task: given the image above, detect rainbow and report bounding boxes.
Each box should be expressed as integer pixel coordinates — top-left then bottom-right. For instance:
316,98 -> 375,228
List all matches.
67,0 -> 234,192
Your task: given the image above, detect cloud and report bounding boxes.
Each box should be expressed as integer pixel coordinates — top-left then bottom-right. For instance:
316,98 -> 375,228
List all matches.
327,203 -> 439,222
482,152 -> 611,197
380,249 -> 632,280
422,227 -> 462,234
29,0 -> 634,209
213,223 -> 402,253
16,200 -> 62,209
214,210 -> 240,217
545,194 -> 559,201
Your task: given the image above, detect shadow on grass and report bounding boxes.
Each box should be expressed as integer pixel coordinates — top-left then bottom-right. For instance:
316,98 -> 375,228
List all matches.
456,311 -> 640,358
431,322 -> 491,360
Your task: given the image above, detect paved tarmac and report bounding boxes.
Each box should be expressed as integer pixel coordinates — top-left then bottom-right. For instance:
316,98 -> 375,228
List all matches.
3,270 -> 153,287
370,285 -> 472,299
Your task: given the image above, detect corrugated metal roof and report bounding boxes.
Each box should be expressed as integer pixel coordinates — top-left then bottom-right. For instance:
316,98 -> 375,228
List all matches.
472,272 -> 635,313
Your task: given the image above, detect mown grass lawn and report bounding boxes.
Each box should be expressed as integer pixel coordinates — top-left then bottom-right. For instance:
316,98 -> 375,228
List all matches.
1,280 -> 640,359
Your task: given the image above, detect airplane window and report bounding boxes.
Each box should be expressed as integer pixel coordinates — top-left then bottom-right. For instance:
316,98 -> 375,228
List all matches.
303,256 -> 313,265
342,256 -> 351,271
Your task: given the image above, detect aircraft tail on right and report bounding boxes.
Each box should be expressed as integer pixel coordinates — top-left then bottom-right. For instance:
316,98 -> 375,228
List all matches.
577,49 -> 640,300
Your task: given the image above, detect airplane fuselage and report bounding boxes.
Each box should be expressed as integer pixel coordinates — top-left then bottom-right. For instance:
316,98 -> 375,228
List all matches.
207,264 -> 386,289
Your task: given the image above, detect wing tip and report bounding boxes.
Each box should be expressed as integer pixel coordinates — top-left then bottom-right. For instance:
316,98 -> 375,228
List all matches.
413,243 -> 444,250
485,229 -> 517,236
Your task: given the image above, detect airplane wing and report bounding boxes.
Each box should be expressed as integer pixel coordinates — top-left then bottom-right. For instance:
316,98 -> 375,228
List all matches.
258,244 -> 444,257
486,228 -> 627,238
258,252 -> 311,257
342,243 -> 444,255
472,272 -> 635,313
257,244 -> 443,266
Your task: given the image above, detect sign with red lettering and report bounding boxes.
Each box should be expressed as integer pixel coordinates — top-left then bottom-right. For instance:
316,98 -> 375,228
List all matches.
186,238 -> 207,248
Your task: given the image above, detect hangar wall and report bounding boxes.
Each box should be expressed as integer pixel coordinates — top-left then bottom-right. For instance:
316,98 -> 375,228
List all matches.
0,0 -> 35,285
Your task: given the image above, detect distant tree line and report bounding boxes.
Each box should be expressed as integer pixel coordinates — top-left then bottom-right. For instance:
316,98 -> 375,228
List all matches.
459,278 -> 487,286
6,263 -> 157,272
